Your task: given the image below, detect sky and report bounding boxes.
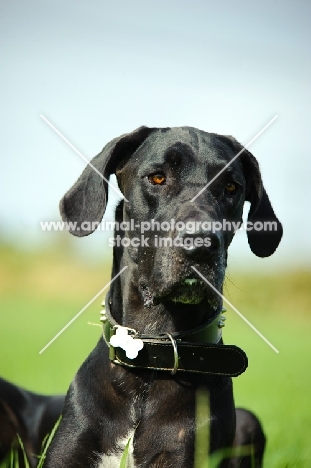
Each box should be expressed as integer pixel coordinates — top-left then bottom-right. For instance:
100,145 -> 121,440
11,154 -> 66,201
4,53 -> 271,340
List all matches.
1,0 -> 311,269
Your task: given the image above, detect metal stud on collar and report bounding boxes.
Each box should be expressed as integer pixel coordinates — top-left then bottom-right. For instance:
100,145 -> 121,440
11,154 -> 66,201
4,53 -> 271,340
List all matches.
218,307 -> 227,329
100,307 -> 107,323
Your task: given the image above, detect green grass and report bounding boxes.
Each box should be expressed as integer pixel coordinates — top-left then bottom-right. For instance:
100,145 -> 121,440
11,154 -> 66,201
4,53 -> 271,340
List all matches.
0,240 -> 311,466
0,419 -> 60,468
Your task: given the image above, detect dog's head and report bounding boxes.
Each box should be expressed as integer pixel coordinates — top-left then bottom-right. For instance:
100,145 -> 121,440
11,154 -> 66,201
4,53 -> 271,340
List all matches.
60,126 -> 282,316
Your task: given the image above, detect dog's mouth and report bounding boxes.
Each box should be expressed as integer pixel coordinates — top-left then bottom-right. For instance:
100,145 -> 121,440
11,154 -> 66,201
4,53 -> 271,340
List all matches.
166,278 -> 207,304
138,255 -> 225,309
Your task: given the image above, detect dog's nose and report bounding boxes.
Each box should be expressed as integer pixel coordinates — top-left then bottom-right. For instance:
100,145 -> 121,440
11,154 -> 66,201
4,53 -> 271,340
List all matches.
178,228 -> 221,259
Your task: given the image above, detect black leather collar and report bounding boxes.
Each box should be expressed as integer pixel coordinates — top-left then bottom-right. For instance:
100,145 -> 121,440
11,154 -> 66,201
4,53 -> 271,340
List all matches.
101,292 -> 248,377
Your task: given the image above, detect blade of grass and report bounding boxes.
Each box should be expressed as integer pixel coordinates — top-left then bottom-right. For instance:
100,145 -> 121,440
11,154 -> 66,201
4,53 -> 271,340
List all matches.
16,435 -> 30,468
10,447 -> 16,468
194,388 -> 210,468
37,417 -> 61,468
119,436 -> 132,468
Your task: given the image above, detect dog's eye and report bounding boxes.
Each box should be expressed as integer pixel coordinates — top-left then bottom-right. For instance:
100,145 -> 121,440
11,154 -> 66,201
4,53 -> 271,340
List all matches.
225,182 -> 237,194
148,174 -> 166,185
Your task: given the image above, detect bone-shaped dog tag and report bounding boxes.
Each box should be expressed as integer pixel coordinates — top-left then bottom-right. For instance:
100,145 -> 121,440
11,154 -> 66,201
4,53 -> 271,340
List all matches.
110,327 -> 144,359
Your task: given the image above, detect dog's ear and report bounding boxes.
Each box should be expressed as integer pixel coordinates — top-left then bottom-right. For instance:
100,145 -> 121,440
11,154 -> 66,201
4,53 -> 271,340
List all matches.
60,126 -> 155,237
224,136 -> 283,257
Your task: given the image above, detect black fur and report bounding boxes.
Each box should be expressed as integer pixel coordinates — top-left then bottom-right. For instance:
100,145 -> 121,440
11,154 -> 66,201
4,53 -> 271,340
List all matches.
0,377 -> 64,467
44,126 -> 281,467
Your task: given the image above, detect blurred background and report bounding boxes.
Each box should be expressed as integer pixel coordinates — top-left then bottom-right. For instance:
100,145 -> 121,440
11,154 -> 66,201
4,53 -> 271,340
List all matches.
1,1 -> 310,466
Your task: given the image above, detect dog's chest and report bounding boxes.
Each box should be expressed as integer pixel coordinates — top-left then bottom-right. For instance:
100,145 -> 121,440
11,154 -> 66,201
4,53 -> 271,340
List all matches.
97,431 -> 136,468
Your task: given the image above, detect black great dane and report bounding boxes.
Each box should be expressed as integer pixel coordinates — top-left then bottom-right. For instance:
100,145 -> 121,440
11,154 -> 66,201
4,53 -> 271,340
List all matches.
45,126 -> 282,467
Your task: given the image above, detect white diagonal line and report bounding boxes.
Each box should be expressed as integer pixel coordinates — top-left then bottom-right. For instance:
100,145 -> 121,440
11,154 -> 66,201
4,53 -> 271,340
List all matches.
40,114 -> 127,201
191,115 -> 278,202
39,266 -> 128,354
191,266 -> 279,353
